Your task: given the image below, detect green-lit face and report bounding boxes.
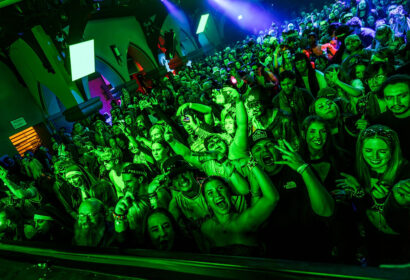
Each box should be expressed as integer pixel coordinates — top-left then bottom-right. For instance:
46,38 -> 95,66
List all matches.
148,213 -> 175,251
74,123 -> 83,134
129,142 -> 139,154
280,78 -> 296,95
283,49 -> 292,59
306,122 -> 327,152
251,139 -> 279,174
64,171 -> 86,188
368,69 -> 387,92
224,116 -> 235,135
125,115 -> 132,125
113,125 -> 122,135
35,219 -> 52,234
295,59 -> 307,73
151,142 -> 168,162
177,95 -> 186,105
77,202 -> 102,230
345,37 -> 361,53
150,128 -> 163,142
314,98 -> 338,120
204,179 -> 231,216
103,157 -> 115,171
172,171 -> 195,193
384,83 -> 410,115
355,64 -> 366,80
122,173 -> 139,189
362,138 -> 391,171
235,61 -> 241,69
207,137 -> 227,154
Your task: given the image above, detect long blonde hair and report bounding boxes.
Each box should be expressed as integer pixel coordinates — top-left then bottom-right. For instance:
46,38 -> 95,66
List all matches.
356,125 -> 403,190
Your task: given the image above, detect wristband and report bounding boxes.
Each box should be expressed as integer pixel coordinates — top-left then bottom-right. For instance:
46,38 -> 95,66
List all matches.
297,163 -> 309,175
247,160 -> 258,172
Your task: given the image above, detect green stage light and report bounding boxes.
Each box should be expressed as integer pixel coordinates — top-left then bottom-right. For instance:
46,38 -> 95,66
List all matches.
69,39 -> 95,81
196,14 -> 210,34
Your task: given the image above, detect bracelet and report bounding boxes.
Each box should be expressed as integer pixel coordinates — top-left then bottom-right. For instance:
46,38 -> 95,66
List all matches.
113,212 -> 127,221
247,160 -> 258,172
297,163 -> 309,175
352,189 -> 365,199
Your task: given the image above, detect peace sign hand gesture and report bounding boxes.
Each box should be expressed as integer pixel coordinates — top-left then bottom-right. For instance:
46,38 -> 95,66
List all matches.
274,139 -> 306,172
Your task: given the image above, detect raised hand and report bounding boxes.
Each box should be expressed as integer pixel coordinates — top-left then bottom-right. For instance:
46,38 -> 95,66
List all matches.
274,139 -> 305,171
118,122 -> 130,136
176,103 -> 190,117
150,97 -> 159,106
222,87 -> 240,101
335,172 -> 361,194
392,179 -> 410,206
355,115 -> 368,131
148,172 -> 170,195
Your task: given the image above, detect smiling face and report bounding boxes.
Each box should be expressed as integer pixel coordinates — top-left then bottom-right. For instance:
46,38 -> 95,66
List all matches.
204,179 -> 231,216
362,138 -> 391,172
384,82 -> 410,116
64,171 -> 86,189
306,122 -> 327,153
147,212 -> 175,251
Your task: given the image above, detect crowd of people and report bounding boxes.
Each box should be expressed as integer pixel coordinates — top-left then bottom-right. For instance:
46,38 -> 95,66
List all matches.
1,0 -> 409,266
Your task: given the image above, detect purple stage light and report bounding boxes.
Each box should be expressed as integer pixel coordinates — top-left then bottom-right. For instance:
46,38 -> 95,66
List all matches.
208,0 -> 274,34
161,0 -> 189,29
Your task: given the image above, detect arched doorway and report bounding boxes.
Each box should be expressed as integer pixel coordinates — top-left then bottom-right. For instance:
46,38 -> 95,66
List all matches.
127,44 -> 158,93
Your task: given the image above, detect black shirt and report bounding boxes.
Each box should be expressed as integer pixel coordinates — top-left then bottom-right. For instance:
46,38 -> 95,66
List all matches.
372,111 -> 410,160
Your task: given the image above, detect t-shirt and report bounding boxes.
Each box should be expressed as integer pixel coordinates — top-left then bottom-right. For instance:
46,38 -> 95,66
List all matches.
263,166 -> 331,260
372,111 -> 410,160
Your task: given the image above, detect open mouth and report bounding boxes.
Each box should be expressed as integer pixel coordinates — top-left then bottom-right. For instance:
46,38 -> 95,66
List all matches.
262,155 -> 275,166
215,197 -> 227,209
